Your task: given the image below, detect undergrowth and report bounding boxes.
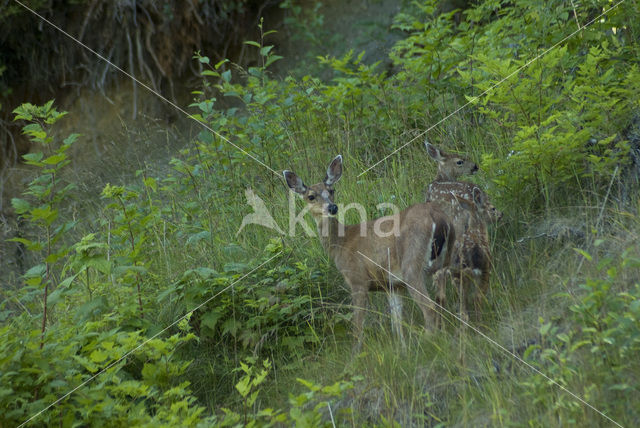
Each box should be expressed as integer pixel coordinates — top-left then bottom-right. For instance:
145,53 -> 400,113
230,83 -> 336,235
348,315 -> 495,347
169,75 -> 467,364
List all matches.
2,0 -> 639,426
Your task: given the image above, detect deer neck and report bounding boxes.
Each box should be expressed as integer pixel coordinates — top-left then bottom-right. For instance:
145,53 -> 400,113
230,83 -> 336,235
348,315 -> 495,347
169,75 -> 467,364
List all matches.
433,172 -> 455,182
313,215 -> 345,260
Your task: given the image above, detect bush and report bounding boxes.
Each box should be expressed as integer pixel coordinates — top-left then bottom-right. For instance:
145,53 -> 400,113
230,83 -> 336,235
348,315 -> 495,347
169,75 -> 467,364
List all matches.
524,243 -> 640,425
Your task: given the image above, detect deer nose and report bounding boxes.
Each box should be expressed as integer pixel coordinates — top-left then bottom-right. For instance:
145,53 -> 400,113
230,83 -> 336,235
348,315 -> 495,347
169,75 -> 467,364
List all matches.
328,204 -> 338,215
472,164 -> 479,173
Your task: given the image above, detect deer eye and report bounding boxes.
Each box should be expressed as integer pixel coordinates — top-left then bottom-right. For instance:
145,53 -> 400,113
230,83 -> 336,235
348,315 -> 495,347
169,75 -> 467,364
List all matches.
308,195 -> 316,201
456,160 -> 464,166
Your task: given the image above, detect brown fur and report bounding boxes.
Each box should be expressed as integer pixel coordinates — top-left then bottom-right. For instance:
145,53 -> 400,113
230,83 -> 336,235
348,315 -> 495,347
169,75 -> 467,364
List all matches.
425,142 -> 479,182
424,144 -> 502,324
284,156 -> 454,345
437,190 -> 500,322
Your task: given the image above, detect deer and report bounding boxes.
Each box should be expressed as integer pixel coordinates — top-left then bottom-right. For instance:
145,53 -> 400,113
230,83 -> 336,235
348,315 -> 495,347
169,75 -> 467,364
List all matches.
283,155 -> 454,348
425,142 -> 479,182
423,142 -> 502,324
432,188 -> 502,325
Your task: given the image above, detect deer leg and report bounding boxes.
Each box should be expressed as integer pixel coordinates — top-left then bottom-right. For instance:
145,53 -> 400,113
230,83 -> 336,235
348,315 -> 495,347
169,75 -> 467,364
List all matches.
403,268 -> 436,331
350,289 -> 368,347
387,291 -> 406,348
433,269 -> 447,329
458,268 -> 470,324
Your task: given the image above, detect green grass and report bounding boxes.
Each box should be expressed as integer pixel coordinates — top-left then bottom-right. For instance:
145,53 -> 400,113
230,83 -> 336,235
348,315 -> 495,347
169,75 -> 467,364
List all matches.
4,0 -> 640,425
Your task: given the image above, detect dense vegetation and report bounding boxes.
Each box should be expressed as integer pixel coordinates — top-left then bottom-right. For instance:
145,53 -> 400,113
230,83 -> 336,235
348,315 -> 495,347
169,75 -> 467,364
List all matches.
2,0 -> 640,426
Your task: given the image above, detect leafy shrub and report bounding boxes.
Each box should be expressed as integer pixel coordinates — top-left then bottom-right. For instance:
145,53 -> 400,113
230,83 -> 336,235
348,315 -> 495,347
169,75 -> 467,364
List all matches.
391,0 -> 640,209
160,239 -> 339,359
211,357 -> 360,427
9,101 -> 78,346
0,308 -> 206,427
523,243 -> 640,425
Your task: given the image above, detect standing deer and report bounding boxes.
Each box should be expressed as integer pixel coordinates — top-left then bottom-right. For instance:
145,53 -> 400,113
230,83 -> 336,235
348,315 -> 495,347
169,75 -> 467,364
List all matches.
424,142 -> 502,324
433,188 -> 502,324
283,155 -> 454,346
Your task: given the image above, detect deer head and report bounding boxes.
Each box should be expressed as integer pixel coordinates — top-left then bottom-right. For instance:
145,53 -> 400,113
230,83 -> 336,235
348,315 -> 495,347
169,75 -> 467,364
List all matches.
283,155 -> 342,217
449,188 -> 500,222
425,142 -> 479,181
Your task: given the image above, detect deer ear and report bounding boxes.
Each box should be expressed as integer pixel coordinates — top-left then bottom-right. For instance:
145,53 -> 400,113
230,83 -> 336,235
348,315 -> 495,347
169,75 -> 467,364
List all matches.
472,187 -> 485,207
425,142 -> 443,162
324,155 -> 343,186
283,170 -> 307,194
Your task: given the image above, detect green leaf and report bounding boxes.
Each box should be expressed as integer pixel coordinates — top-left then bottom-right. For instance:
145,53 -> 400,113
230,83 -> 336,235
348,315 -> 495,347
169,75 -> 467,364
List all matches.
23,152 -> 43,163
260,45 -> 273,57
42,153 -> 66,165
215,59 -> 229,69
45,250 -> 68,264
143,176 -> 157,191
573,248 -> 592,261
63,133 -> 80,146
90,349 -> 109,363
201,310 -> 223,331
24,263 -> 46,278
539,321 -> 552,336
13,104 -> 33,120
235,375 -> 251,397
265,55 -> 283,68
244,41 -> 261,48
26,276 -> 42,286
48,287 -> 68,305
222,318 -> 239,337
73,355 -> 99,373
58,275 -> 77,288
296,378 -> 316,390
11,198 -> 31,214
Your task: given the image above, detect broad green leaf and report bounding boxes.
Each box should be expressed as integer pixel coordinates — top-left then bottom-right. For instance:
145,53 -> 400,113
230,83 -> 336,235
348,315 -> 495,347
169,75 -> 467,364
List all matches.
24,263 -> 46,278
260,45 -> 273,56
42,153 -> 66,165
90,350 -> 108,364
235,375 -> 251,397
265,55 -> 283,68
11,198 -> 31,214
201,310 -> 222,331
23,152 -> 43,163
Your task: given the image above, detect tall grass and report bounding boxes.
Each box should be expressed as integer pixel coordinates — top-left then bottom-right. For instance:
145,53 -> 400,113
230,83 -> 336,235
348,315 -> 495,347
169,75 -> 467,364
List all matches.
3,0 -> 639,425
